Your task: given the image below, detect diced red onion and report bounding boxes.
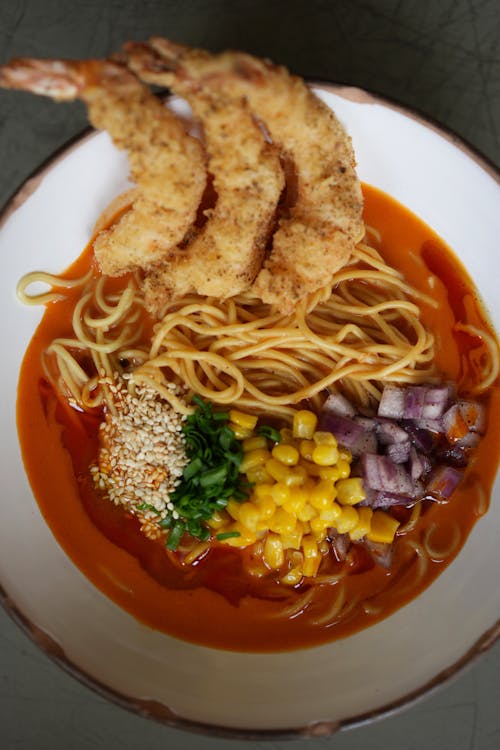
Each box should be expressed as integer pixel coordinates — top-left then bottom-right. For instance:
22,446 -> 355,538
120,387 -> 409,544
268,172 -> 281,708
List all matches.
318,413 -> 377,456
361,454 -> 417,496
322,391 -> 356,418
362,539 -> 394,569
362,489 -> 417,509
426,465 -> 463,500
376,419 -> 410,445
386,441 -> 411,464
378,384 -> 450,420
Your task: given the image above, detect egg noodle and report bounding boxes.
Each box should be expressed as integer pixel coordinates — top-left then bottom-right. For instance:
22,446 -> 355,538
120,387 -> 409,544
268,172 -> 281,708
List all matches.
17,230 -> 453,420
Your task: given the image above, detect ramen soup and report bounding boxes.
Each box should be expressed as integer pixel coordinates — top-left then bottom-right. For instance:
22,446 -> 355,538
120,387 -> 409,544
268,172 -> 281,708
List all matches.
17,184 -> 500,652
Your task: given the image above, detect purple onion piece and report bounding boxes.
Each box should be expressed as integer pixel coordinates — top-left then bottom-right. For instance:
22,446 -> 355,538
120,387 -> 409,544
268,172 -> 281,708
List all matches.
376,418 -> 409,445
361,454 -> 417,496
386,440 -> 411,464
322,391 -> 356,418
378,385 -> 405,419
318,413 -> 377,456
404,422 -> 436,453
362,489 -> 417,509
412,417 -> 444,434
328,530 -> 350,562
426,465 -> 463,500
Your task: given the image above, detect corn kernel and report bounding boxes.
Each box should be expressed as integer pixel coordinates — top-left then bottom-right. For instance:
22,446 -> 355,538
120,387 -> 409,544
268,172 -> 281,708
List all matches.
207,510 -> 228,530
281,566 -> 303,586
239,448 -> 270,474
285,465 -> 308,486
246,465 -> 273,485
303,556 -> 321,577
264,533 -> 285,568
319,502 -> 342,523
282,486 -> 308,515
293,410 -> 318,439
269,508 -> 296,535
255,494 -> 276,520
238,502 -> 260,533
318,466 -> 340,482
272,443 -> 300,466
302,534 -> 319,559
309,479 -> 337,510
338,446 -> 353,463
299,459 -> 322,477
312,443 -> 339,466
229,409 -> 258,430
335,505 -> 359,534
253,482 -> 274,500
297,503 -> 316,522
349,507 -> 373,541
270,482 -> 290,506
336,459 -> 351,479
298,439 -> 315,461
265,458 -> 292,483
226,499 -> 242,521
243,435 -> 268,452
367,510 -> 400,544
313,431 -> 338,446
280,524 -> 303,550
221,522 -> 256,547
336,477 -> 366,506
229,422 -> 253,440
310,516 -> 329,534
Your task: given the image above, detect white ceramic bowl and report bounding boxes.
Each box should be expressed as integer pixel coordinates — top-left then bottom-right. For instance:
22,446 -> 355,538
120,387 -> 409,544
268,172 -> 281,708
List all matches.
0,85 -> 499,739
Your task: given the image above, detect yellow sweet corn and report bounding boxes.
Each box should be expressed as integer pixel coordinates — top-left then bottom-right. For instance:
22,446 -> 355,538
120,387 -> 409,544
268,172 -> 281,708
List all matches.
239,448 -> 270,474
312,443 -> 339,466
207,509 -> 228,530
319,503 -> 342,523
229,422 -> 254,440
335,505 -> 359,534
309,479 -> 337,509
255,494 -> 276,520
338,446 -> 353,463
281,566 -> 303,586
264,533 -> 285,568
313,431 -> 337,446
243,435 -> 268,452
229,409 -> 258,430
367,510 -> 400,544
293,410 -> 318,439
265,457 -> 293,483
226,498 -> 242,521
280,524 -> 304,549
238,502 -> 261,533
272,443 -> 300,466
299,439 -> 315,461
279,427 -> 295,444
221,521 -> 257,547
336,477 -> 366,506
297,503 -> 316,522
282,486 -> 308,515
269,508 -> 297,535
284,465 -> 308,487
270,482 -> 290,506
246,465 -> 273,484
318,466 -> 340,482
336,459 -> 351,479
349,506 -> 373,541
302,535 -> 320,577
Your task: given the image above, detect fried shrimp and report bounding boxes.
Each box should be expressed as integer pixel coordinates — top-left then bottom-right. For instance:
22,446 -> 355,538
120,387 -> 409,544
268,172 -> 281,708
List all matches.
135,38 -> 364,312
0,57 -> 206,276
124,42 -> 284,311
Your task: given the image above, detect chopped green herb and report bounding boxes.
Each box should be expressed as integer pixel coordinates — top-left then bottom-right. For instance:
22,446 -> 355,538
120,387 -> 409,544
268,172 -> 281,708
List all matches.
257,425 -> 282,443
166,519 -> 186,550
136,502 -> 159,513
167,397 -> 250,548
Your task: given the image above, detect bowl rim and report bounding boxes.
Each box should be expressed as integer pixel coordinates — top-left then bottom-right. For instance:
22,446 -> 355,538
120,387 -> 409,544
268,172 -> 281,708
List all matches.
1,81 -> 499,740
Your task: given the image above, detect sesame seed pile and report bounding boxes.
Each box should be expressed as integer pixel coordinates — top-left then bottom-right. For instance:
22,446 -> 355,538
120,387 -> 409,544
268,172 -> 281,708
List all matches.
90,376 -> 189,540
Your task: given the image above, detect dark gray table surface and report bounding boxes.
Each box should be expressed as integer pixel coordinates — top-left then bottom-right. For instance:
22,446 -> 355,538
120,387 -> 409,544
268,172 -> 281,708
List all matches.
1,1 -> 499,748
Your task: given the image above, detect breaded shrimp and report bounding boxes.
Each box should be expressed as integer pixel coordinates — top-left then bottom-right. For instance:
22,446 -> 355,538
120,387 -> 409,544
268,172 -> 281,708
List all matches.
124,43 -> 284,311
0,57 -> 206,276
139,38 -> 364,312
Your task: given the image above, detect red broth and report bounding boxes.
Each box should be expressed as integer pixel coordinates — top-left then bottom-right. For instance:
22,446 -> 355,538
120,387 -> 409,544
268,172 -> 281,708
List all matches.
16,184 -> 500,651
